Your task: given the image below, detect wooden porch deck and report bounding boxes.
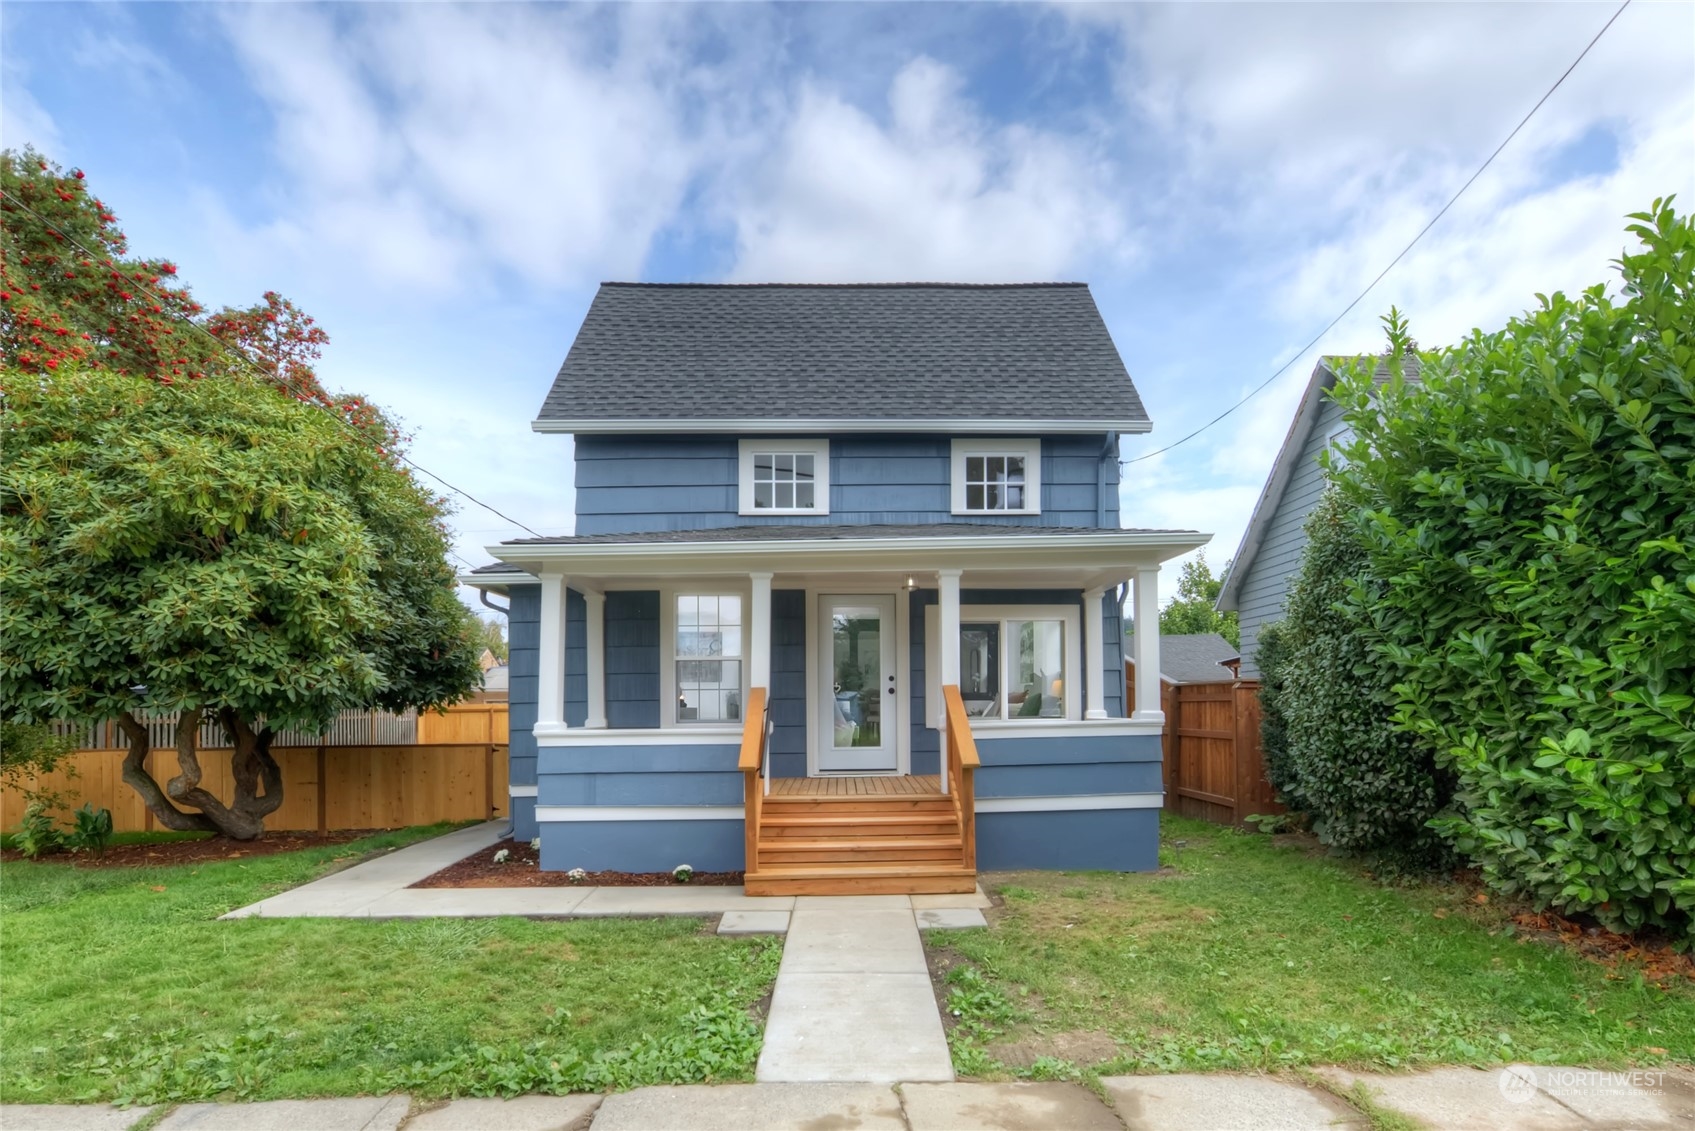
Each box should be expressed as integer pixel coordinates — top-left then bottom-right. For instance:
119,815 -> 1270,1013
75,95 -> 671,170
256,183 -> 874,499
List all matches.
768,775 -> 943,797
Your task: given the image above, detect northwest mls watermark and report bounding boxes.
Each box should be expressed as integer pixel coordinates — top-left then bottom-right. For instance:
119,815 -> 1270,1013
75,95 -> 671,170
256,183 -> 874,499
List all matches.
1499,1065 -> 1668,1104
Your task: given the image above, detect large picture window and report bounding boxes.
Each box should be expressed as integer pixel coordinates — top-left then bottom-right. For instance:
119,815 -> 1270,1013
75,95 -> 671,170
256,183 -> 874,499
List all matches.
926,603 -> 1080,722
673,594 -> 743,723
739,439 -> 829,515
951,439 -> 1041,515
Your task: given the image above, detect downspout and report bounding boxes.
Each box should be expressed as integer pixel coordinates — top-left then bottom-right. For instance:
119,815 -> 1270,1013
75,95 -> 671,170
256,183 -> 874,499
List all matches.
478,589 -> 510,617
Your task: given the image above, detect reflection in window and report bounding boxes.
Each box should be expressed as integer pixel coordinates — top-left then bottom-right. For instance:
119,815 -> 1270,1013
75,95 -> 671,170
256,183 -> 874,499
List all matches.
960,623 -> 1000,718
953,619 -> 1065,719
676,595 -> 742,723
963,454 -> 1026,511
751,452 -> 816,510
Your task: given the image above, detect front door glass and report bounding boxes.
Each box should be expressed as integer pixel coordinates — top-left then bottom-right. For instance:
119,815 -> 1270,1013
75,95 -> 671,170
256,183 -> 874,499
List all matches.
818,595 -> 898,772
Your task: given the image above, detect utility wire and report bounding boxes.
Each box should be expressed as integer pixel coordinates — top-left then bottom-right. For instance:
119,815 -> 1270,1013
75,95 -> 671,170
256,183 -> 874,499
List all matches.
1122,0 -> 1632,466
0,186 -> 546,541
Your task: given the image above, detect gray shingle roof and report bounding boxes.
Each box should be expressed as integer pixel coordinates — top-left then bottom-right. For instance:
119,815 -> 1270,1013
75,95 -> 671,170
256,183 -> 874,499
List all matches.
1126,632 -> 1239,684
502,523 -> 1192,547
536,283 -> 1150,431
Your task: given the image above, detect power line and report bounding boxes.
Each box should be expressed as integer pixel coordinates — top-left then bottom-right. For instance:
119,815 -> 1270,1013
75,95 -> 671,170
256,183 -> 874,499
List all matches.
0,186 -> 545,540
1122,0 -> 1633,467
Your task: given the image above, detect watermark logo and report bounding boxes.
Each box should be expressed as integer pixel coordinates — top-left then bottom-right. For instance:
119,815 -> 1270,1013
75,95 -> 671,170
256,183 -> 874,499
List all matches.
1499,1066 -> 1540,1104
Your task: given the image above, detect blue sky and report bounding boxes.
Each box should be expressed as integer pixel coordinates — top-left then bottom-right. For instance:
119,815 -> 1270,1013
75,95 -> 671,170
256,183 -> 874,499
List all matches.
4,1 -> 1692,602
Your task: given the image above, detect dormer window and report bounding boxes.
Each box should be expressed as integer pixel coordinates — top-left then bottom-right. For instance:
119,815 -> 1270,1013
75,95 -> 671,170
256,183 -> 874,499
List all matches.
951,439 -> 1041,515
738,439 -> 829,515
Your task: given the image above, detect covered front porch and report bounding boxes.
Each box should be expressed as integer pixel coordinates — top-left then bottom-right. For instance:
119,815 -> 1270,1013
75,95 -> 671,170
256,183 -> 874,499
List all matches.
478,526 -> 1206,893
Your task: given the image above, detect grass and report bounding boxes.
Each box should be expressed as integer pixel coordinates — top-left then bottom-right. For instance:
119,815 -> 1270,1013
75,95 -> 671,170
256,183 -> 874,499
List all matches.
930,815 -> 1695,1080
0,825 -> 781,1104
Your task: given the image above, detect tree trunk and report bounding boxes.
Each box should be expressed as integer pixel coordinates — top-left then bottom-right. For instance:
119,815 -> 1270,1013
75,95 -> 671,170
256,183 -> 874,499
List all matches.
117,709 -> 286,840
117,712 -> 216,834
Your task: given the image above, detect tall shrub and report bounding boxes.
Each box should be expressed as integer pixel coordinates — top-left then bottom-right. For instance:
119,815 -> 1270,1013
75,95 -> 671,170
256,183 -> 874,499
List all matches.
1275,489 -> 1450,859
1254,621 -> 1297,804
1333,199 -> 1695,935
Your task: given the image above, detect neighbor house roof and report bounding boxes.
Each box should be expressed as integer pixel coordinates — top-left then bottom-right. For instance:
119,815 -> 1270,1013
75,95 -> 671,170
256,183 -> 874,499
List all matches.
1215,354 -> 1421,611
1125,632 -> 1239,684
533,282 -> 1152,434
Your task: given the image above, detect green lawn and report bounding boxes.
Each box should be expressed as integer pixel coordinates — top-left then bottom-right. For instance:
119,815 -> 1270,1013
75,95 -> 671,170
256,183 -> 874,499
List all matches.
931,816 -> 1695,1080
0,827 -> 781,1105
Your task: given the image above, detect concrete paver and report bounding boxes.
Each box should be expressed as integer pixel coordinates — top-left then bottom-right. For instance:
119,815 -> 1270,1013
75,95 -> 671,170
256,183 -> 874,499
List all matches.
0,1104 -> 153,1131
910,885 -> 993,910
1501,1064 -> 1695,1128
403,1095 -> 602,1130
1102,1074 -> 1364,1130
156,1095 -> 410,1131
916,907 -> 988,930
717,910 -> 791,935
362,888 -> 593,918
902,1081 -> 1123,1131
590,1083 -> 906,1130
1319,1067 -> 1583,1130
792,894 -> 913,909
756,905 -> 952,1083
573,887 -> 794,915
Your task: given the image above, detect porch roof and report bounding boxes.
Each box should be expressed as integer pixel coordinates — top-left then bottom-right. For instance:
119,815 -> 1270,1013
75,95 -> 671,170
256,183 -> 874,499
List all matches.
472,523 -> 1209,591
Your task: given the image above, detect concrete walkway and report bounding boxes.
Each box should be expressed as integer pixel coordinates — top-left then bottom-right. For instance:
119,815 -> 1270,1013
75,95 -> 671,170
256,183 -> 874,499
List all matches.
755,896 -> 954,1083
7,1068 -> 1692,1130
221,823 -> 989,923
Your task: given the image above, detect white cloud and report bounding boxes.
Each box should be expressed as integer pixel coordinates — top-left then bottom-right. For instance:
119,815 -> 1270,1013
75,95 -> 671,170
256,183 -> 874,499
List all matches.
724,56 -> 1131,282
0,68 -> 60,154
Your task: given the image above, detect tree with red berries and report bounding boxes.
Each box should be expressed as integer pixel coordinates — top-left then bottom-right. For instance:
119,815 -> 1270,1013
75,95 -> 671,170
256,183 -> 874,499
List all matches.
1,150 -> 483,839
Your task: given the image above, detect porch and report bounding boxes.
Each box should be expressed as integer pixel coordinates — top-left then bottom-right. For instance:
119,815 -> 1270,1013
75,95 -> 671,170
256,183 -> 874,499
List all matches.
478,525 -> 1206,892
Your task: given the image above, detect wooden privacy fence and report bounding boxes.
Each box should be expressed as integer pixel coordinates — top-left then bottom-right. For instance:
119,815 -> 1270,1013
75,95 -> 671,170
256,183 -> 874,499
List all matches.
6,703 -> 510,835
1154,679 -> 1283,827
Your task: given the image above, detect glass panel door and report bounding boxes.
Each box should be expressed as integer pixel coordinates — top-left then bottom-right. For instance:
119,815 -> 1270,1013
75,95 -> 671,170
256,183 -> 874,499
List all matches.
817,594 -> 898,772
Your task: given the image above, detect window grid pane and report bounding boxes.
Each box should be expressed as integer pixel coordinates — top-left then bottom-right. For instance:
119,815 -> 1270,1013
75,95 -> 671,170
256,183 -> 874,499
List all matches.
750,451 -> 820,510
675,596 -> 743,723
963,453 -> 1029,511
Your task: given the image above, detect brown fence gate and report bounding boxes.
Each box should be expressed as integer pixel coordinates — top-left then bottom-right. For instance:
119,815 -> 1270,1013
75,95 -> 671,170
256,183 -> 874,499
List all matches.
1159,681 -> 1283,827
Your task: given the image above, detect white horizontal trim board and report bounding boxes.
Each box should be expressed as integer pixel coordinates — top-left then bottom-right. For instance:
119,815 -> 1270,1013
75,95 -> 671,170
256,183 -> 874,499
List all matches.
975,793 -> 1162,813
971,721 -> 1162,739
508,784 -> 539,798
534,727 -> 742,748
533,417 -> 1155,435
538,805 -> 743,822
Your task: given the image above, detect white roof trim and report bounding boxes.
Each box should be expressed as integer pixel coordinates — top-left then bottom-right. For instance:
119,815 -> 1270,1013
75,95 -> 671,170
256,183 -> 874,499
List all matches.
532,417 -> 1153,436
1215,361 -> 1337,612
458,569 -> 539,589
487,529 -> 1210,582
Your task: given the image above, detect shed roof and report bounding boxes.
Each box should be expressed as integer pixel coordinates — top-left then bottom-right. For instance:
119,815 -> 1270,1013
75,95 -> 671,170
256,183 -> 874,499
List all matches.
1125,632 -> 1240,684
534,282 -> 1151,434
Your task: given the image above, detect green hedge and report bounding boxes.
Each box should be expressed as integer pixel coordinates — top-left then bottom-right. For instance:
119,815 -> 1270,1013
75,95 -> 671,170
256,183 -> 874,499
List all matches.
1258,491 -> 1450,859
1331,200 -> 1695,935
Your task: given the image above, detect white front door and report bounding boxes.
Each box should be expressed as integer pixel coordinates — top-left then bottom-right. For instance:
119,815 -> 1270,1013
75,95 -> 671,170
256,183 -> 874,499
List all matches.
817,594 -> 899,773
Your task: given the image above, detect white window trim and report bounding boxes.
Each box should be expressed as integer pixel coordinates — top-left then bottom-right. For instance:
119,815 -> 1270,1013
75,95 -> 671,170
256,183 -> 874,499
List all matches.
924,602 -> 1081,725
738,439 -> 830,516
659,584 -> 750,730
950,438 -> 1041,515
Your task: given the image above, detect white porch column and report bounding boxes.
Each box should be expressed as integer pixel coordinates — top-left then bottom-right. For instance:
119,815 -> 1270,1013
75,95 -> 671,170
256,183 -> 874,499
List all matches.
535,571 -> 570,737
583,589 -> 607,729
1131,566 -> 1164,724
1084,586 -> 1108,720
749,572 -> 773,689
937,569 -> 962,726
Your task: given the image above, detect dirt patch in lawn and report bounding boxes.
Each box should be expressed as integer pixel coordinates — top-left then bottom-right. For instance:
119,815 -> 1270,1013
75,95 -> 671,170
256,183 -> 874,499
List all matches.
412,838 -> 744,888
985,1030 -> 1120,1070
1,830 -> 372,868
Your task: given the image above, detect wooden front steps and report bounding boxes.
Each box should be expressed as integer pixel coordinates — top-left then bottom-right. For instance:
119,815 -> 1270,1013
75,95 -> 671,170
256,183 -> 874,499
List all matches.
743,786 -> 976,896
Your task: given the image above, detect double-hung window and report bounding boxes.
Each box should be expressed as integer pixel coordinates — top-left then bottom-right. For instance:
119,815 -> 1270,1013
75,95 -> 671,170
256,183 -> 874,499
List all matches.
951,439 -> 1041,515
739,439 -> 829,515
672,594 -> 743,724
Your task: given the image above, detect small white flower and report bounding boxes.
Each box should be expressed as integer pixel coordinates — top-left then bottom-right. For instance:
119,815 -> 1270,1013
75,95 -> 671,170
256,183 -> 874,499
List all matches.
568,867 -> 587,883
530,837 -> 542,851
492,848 -> 510,864
672,863 -> 694,883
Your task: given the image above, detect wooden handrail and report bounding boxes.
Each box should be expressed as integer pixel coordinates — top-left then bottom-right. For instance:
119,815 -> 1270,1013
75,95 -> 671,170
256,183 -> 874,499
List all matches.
738,688 -> 768,772
740,688 -> 769,874
942,684 -> 979,872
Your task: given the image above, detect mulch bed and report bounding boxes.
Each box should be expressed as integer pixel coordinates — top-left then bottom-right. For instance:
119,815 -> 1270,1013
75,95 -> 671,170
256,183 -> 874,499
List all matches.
413,838 -> 744,888
1,830 -> 373,868
1509,909 -> 1695,987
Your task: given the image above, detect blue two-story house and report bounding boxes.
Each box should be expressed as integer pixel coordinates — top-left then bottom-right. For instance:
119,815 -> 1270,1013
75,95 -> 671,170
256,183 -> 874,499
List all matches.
465,282 -> 1209,894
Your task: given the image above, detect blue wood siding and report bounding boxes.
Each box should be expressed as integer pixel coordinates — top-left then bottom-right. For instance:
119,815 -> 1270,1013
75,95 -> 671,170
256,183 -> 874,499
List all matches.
507,583 -> 539,841
1234,397 -> 1346,677
769,590 -> 808,778
973,732 -> 1162,797
539,819 -> 743,873
977,809 -> 1158,871
606,590 -> 660,728
574,434 -> 1121,534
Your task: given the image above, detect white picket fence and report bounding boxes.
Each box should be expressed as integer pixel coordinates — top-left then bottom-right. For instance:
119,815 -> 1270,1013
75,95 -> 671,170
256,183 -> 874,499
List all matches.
50,708 -> 419,751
